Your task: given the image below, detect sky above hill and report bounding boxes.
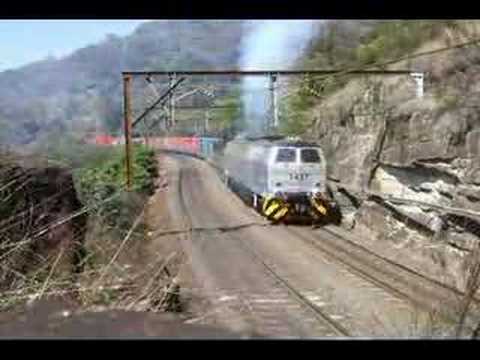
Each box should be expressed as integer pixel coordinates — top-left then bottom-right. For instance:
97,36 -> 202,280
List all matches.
0,20 -> 149,71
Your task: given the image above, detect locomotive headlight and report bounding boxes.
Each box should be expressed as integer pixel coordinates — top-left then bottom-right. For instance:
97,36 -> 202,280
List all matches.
312,183 -> 323,198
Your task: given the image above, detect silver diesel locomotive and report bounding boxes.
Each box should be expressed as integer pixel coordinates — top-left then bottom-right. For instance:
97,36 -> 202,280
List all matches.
221,136 -> 339,223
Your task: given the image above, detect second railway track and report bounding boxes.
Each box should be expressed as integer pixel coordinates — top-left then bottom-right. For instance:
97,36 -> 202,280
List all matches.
286,225 -> 479,330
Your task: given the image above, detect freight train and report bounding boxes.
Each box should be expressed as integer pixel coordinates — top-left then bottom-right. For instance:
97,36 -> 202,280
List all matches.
87,133 -> 340,224
220,136 -> 341,224
85,134 -> 221,158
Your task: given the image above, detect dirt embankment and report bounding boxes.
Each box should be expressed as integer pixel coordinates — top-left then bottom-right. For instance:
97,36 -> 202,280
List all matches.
1,154 -> 87,295
0,152 -> 237,337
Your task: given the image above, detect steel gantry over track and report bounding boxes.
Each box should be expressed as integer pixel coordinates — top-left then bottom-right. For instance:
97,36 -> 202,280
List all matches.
122,69 -> 425,190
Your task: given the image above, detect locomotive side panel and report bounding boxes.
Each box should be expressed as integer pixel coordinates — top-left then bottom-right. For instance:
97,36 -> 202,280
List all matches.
223,141 -> 270,195
246,144 -> 270,195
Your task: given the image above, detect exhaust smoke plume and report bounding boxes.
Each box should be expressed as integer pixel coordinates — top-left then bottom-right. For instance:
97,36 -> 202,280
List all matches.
238,20 -> 323,135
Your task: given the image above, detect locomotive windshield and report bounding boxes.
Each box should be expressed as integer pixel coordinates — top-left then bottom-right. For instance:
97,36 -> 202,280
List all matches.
276,148 -> 296,163
300,149 -> 321,163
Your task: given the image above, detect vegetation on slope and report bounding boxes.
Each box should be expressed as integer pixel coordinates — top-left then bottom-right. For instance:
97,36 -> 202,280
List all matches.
281,20 -> 464,135
75,144 -> 157,231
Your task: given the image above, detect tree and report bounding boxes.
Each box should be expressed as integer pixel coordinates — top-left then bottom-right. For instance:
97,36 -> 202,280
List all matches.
210,89 -> 244,134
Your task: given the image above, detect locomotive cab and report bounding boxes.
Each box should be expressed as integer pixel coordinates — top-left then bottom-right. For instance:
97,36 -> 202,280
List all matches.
223,138 -> 339,224
264,144 -> 334,221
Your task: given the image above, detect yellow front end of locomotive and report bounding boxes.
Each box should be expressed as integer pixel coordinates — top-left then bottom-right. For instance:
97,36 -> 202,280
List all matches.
262,195 -> 291,222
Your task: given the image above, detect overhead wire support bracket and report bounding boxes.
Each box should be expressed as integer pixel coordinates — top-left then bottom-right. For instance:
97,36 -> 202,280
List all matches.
132,76 -> 186,129
122,70 -> 417,76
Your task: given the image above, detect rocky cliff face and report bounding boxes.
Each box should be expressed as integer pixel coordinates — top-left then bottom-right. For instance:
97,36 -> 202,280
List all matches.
305,24 -> 480,288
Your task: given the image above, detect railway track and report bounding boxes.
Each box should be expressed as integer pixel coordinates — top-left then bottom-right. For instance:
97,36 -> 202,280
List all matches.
234,233 -> 351,337
175,156 -> 351,337
286,225 -> 479,330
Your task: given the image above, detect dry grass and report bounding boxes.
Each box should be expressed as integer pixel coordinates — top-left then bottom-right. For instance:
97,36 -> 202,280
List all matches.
1,151 -> 184,320
0,205 -> 185,316
74,192 -> 186,313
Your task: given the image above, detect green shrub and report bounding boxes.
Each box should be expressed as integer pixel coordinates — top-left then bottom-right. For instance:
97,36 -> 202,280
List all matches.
76,145 -> 158,231
354,21 -> 457,66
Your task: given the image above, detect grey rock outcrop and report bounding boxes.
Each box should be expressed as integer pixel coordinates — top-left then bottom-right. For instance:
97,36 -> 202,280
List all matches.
305,33 -> 480,284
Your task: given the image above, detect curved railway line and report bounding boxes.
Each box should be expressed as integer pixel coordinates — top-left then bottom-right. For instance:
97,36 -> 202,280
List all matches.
175,156 -> 351,337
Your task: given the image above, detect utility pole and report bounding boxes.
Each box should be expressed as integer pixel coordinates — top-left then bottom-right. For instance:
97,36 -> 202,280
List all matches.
269,73 -> 279,129
205,109 -> 210,134
123,74 -> 133,191
168,73 -> 177,128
